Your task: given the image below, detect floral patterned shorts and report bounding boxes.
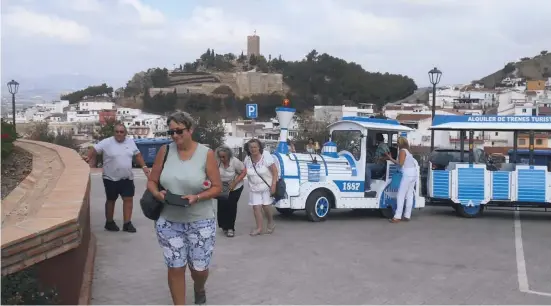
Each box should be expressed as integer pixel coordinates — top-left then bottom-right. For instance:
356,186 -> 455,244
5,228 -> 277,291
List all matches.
155,217 -> 216,270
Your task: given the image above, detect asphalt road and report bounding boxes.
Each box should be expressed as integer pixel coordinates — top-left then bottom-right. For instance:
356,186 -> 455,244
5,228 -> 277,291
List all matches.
90,170 -> 551,305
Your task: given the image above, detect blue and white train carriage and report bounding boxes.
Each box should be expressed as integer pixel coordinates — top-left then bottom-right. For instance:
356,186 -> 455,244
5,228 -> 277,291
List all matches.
271,105 -> 425,222
426,115 -> 551,218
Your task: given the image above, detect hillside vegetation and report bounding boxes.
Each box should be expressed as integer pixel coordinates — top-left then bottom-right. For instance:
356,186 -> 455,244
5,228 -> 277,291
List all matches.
61,83 -> 114,104
120,49 -> 417,120
477,50 -> 550,88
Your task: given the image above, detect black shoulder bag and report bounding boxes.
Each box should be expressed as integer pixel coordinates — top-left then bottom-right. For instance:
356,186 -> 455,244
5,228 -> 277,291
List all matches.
140,145 -> 170,220
251,161 -> 286,202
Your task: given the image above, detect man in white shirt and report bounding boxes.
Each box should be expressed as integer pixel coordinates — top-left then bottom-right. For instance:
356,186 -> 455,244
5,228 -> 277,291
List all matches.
84,124 -> 149,233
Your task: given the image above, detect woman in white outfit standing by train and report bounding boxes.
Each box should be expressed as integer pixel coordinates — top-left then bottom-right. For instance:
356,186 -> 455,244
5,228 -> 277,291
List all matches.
387,137 -> 418,223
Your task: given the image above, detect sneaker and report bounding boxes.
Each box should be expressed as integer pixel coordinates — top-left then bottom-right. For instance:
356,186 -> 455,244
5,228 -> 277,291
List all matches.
194,290 -> 206,305
122,221 -> 137,233
226,229 -> 234,237
105,221 -> 120,231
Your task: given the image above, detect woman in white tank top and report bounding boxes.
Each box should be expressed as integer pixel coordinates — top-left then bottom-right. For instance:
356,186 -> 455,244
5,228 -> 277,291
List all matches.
388,137 -> 418,223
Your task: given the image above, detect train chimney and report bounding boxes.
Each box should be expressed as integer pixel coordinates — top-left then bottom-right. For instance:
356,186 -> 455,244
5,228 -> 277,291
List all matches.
275,99 -> 295,154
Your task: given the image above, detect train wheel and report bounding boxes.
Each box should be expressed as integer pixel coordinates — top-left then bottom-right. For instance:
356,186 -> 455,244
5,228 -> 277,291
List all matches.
379,207 -> 394,219
276,208 -> 295,216
455,204 -> 484,218
305,190 -> 331,222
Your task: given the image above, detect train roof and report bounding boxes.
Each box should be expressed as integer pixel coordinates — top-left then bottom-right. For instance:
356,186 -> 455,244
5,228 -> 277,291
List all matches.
429,115 -> 551,131
133,138 -> 172,144
508,149 -> 551,156
328,116 -> 414,132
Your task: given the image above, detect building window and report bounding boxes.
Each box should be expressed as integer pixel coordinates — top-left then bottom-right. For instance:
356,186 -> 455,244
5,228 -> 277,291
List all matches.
536,139 -> 543,145
495,132 -> 498,136
519,139 -> 526,145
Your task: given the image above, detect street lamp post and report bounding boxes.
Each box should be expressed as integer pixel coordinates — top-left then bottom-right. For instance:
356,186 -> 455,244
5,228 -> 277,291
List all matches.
7,80 -> 20,127
428,67 -> 442,151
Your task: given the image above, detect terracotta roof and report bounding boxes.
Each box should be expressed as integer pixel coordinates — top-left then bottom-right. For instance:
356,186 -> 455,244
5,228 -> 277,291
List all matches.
441,109 -> 464,115
385,105 -> 423,110
538,107 -> 551,115
484,147 -> 512,155
396,114 -> 432,122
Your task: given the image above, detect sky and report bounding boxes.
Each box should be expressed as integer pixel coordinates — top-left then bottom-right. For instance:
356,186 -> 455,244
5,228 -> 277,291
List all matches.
1,0 -> 551,90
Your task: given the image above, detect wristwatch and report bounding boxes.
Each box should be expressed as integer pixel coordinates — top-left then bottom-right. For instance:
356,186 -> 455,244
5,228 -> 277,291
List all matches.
196,194 -> 201,202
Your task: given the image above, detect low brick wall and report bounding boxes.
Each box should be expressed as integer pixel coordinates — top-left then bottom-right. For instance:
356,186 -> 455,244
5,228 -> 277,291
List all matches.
1,140 -> 95,305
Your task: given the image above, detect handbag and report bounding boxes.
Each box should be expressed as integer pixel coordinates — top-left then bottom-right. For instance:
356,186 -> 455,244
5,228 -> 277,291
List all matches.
218,180 -> 233,200
216,161 -> 236,200
251,161 -> 286,202
139,145 -> 170,220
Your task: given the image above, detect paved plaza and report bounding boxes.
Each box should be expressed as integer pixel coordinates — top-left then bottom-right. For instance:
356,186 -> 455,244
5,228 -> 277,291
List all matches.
90,170 -> 551,304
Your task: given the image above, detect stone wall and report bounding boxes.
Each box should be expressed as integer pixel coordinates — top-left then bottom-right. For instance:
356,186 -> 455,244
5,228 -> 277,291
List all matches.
152,71 -> 286,98
1,140 -> 95,304
235,72 -> 284,97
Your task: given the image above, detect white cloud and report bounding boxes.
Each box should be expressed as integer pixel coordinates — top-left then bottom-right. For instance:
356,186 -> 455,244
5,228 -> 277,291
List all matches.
3,6 -> 91,44
1,0 -> 551,87
64,0 -> 103,12
282,0 -> 404,48
118,0 -> 165,25
177,7 -> 284,48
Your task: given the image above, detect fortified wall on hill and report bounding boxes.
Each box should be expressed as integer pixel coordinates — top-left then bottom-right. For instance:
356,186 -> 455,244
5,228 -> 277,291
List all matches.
149,71 -> 285,98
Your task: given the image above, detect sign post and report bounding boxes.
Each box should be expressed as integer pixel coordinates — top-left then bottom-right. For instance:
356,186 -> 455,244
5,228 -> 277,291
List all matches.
246,104 -> 258,139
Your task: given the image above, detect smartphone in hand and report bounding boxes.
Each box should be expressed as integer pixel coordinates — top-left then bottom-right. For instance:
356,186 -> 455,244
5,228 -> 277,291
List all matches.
165,190 -> 191,208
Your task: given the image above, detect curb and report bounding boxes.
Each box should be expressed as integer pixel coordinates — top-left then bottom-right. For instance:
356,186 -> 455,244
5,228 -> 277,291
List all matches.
78,233 -> 97,305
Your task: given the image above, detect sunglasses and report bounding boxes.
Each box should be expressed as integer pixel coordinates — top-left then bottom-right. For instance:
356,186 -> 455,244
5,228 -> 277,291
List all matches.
115,130 -> 126,134
167,128 -> 188,136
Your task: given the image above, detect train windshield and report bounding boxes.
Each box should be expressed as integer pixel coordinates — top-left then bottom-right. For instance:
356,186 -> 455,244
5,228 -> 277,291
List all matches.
331,130 -> 362,160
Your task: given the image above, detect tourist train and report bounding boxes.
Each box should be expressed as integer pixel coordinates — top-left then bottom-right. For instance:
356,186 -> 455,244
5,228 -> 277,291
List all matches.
271,103 -> 425,221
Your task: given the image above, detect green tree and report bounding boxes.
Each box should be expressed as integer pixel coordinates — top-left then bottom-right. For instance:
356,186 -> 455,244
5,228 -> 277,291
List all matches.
94,118 -> 117,141
192,113 -> 226,149
237,51 -> 246,63
213,54 -> 234,71
249,54 -> 258,66
27,122 -> 78,150
148,68 -> 170,87
183,62 -> 198,72
201,49 -> 211,62
306,49 -> 318,62
502,62 -> 516,74
28,122 -> 55,143
294,110 -> 332,146
61,83 -> 114,104
255,55 -> 269,73
224,53 -> 236,61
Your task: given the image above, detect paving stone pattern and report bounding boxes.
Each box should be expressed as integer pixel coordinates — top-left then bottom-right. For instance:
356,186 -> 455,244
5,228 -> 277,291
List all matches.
90,171 -> 551,305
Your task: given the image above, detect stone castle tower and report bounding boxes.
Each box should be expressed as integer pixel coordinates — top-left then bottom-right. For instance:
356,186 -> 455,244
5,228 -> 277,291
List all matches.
247,30 -> 260,58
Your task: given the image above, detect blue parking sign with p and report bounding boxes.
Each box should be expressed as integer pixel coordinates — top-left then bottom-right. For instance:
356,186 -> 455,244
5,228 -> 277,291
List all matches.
246,104 -> 258,119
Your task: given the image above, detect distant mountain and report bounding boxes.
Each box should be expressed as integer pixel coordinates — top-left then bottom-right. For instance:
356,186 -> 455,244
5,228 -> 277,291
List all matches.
1,74 -> 125,101
475,51 -> 551,88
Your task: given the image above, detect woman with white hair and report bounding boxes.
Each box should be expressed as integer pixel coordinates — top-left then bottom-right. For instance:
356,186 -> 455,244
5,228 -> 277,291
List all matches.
215,145 -> 247,237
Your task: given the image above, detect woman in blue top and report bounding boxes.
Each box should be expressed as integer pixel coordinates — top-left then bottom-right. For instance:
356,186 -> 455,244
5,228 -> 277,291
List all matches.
147,111 -> 221,305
